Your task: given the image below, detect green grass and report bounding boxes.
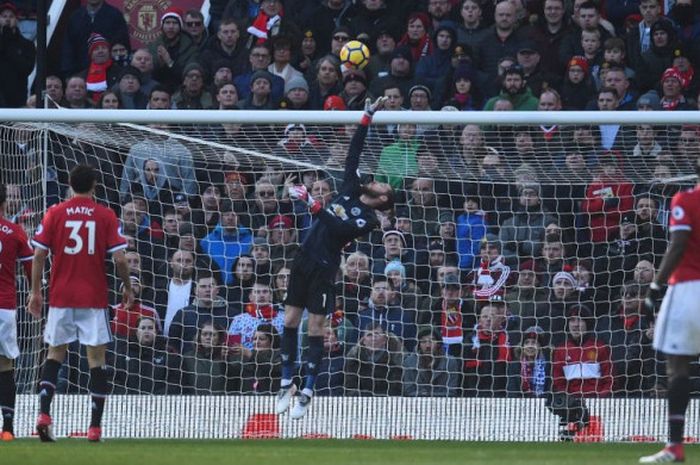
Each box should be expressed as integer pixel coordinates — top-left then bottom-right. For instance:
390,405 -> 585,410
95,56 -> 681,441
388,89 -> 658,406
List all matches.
2,439 -> 700,465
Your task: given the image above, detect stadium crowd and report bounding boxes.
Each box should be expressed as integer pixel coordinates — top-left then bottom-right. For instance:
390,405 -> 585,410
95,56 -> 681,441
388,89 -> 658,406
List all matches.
2,0 -> 700,399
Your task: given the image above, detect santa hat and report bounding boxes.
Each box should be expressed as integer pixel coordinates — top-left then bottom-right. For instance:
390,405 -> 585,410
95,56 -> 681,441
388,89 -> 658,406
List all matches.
161,6 -> 184,28
552,271 -> 576,288
661,67 -> 683,84
87,33 -> 109,57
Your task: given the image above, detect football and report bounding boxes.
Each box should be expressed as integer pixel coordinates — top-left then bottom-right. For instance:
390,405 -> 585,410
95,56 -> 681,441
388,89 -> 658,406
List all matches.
339,40 -> 370,70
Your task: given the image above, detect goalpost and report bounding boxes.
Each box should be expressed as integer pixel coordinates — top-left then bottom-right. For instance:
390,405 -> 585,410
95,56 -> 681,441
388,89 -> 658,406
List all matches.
3,109 -> 700,441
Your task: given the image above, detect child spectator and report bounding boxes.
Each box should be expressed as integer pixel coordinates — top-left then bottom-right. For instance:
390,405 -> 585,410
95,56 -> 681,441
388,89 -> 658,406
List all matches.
456,193 -> 487,270
506,325 -> 551,397
580,29 -> 603,67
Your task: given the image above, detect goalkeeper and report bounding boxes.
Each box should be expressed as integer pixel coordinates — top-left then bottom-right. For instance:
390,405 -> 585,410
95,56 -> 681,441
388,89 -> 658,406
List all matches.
276,97 -> 394,419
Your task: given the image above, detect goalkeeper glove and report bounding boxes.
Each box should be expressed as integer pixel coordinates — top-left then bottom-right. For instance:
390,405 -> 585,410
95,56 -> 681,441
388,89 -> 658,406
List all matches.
360,96 -> 388,126
289,184 -> 322,215
643,282 -> 666,319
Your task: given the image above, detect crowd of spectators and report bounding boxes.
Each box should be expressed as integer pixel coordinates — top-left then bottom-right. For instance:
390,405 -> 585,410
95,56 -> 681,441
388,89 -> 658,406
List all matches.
2,0 -> 700,398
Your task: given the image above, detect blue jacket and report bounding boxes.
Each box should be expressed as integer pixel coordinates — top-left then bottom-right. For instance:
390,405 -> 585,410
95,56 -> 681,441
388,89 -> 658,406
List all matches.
358,303 -> 417,352
200,224 -> 253,284
456,211 -> 487,269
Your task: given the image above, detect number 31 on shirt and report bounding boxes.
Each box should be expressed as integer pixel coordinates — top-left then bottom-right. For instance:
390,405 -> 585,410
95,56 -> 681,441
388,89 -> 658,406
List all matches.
64,220 -> 96,255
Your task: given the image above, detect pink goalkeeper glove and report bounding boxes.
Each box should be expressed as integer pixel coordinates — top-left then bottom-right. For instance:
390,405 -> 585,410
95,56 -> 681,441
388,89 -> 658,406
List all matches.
289,184 -> 322,214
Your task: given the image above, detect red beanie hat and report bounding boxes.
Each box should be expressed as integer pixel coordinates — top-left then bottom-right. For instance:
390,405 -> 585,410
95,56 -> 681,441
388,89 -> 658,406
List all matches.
161,6 -> 184,28
567,56 -> 589,76
87,32 -> 109,57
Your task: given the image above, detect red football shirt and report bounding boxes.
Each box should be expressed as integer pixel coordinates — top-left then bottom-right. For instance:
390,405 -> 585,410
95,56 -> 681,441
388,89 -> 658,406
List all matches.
32,197 -> 127,308
0,217 -> 33,309
668,186 -> 700,285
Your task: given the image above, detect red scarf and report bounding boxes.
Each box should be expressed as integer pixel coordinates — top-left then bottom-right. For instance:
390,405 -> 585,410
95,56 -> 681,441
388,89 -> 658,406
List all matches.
661,96 -> 681,111
621,313 -> 640,330
465,328 -> 511,368
398,35 -> 433,62
86,58 -> 112,103
520,359 -> 534,392
678,65 -> 694,90
440,299 -> 463,345
245,303 -> 277,320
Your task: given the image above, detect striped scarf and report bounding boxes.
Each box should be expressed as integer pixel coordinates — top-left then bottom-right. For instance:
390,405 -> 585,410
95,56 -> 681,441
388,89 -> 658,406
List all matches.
520,356 -> 547,396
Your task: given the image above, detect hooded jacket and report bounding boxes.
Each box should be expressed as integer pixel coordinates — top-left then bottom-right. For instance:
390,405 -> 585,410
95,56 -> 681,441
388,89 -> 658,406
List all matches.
200,223 -> 253,285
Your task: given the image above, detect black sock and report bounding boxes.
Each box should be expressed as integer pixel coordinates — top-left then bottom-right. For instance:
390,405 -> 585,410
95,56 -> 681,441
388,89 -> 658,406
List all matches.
302,336 -> 324,393
280,326 -> 299,384
89,367 -> 110,428
39,359 -> 62,416
668,376 -> 691,444
0,370 -> 15,434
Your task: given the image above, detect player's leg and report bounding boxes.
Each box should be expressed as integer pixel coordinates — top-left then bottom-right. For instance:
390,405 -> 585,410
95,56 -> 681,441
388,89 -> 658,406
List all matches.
36,344 -> 66,442
77,309 -> 113,442
85,344 -> 108,441
0,357 -> 15,441
291,282 -> 334,420
276,304 -> 303,414
0,309 -> 19,441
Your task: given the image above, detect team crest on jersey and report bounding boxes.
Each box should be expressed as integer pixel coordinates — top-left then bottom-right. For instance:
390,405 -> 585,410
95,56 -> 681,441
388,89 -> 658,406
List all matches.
331,204 -> 349,220
673,206 -> 685,220
35,224 -> 43,235
351,207 -> 361,216
356,218 -> 367,228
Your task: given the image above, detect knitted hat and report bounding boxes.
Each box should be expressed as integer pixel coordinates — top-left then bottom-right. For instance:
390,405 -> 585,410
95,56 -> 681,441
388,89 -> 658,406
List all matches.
183,62 -> 205,78
382,229 -> 406,247
567,55 -> 589,76
284,123 -> 306,136
284,76 -> 309,94
636,90 -> 661,109
650,18 -> 675,38
323,95 -> 347,111
87,33 -> 109,57
161,6 -> 184,27
391,46 -> 413,63
661,67 -> 683,83
250,70 -> 273,88
384,260 -> 406,278
119,65 -> 143,83
552,271 -> 576,288
343,69 -> 367,86
523,325 -> 546,346
408,84 -> 432,101
268,215 -> 293,229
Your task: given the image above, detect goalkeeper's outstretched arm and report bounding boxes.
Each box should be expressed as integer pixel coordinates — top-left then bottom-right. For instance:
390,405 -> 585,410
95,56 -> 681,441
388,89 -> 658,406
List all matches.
343,97 -> 387,185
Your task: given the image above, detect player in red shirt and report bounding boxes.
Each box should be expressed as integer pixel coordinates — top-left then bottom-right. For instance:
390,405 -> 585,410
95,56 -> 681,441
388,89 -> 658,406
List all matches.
0,184 -> 33,442
27,165 -> 133,443
640,161 -> 700,463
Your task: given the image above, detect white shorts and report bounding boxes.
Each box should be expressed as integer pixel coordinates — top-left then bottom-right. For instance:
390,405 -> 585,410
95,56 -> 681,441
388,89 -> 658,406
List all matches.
44,307 -> 113,347
653,281 -> 700,355
0,309 -> 19,359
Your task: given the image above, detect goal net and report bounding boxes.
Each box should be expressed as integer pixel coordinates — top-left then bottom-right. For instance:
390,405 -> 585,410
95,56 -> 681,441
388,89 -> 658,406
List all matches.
6,109 -> 700,441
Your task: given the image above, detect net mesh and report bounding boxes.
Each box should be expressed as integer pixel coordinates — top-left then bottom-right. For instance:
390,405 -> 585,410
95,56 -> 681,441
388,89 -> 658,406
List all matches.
6,115 -> 700,438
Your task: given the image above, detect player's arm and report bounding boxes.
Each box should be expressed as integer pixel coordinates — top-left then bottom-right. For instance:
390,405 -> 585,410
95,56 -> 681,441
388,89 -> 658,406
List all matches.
112,249 -> 134,310
27,247 -> 48,319
343,97 -> 387,185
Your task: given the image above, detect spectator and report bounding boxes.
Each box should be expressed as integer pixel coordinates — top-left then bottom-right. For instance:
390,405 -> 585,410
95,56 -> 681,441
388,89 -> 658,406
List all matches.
114,66 -> 148,109
81,33 -> 121,105
358,277 -> 417,352
551,305 -> 613,397
129,48 -> 159,96
226,254 -> 257,311
371,230 -> 418,280
154,249 -> 195,335
266,214 -> 300,269
506,260 -> 547,329
234,43 -> 285,103
402,328 -> 462,397
179,322 -> 231,394
271,264 -> 290,306
579,29 -> 603,68
624,0 -> 663,72
598,282 -> 658,396
339,68 -> 369,111
110,276 -> 161,340
631,124 -> 663,160
111,317 -> 175,394
167,273 -> 231,354
364,27 -> 398,83
432,273 -> 475,357
172,63 -> 214,109
307,55 -> 342,110
110,40 -> 131,68
369,47 -> 416,100
415,23 -> 457,91
64,75 -> 93,109
456,193 -> 487,270
215,82 -> 240,109
560,56 -> 595,110
200,200 -> 253,286
499,183 -> 556,267
344,323 -> 404,396
658,67 -> 695,111
376,124 -> 420,189
119,122 -> 197,197
506,325 -> 551,397
475,1 -> 526,85
483,65 -> 539,111
183,9 -> 208,53
228,281 -> 285,350
0,2 -> 35,108
398,12 -> 434,63
517,40 -> 561,98
280,76 -> 311,109
233,323 -> 282,394
312,321 -> 348,396
148,7 -> 198,91
268,35 -> 303,85
61,0 -> 129,77
558,0 -> 611,69
581,157 -> 635,243
340,251 -> 372,326
455,0 -> 488,49
465,234 -> 512,301
529,0 -> 571,75
633,259 -> 655,285
463,298 -> 513,397
239,69 -> 278,109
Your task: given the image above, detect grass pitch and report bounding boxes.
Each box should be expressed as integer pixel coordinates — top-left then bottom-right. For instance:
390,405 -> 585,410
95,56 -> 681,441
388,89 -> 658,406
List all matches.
2,439 -> 699,465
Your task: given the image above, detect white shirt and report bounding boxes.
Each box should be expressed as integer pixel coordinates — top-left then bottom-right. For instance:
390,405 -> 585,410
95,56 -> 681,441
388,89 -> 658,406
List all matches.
164,279 -> 192,334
